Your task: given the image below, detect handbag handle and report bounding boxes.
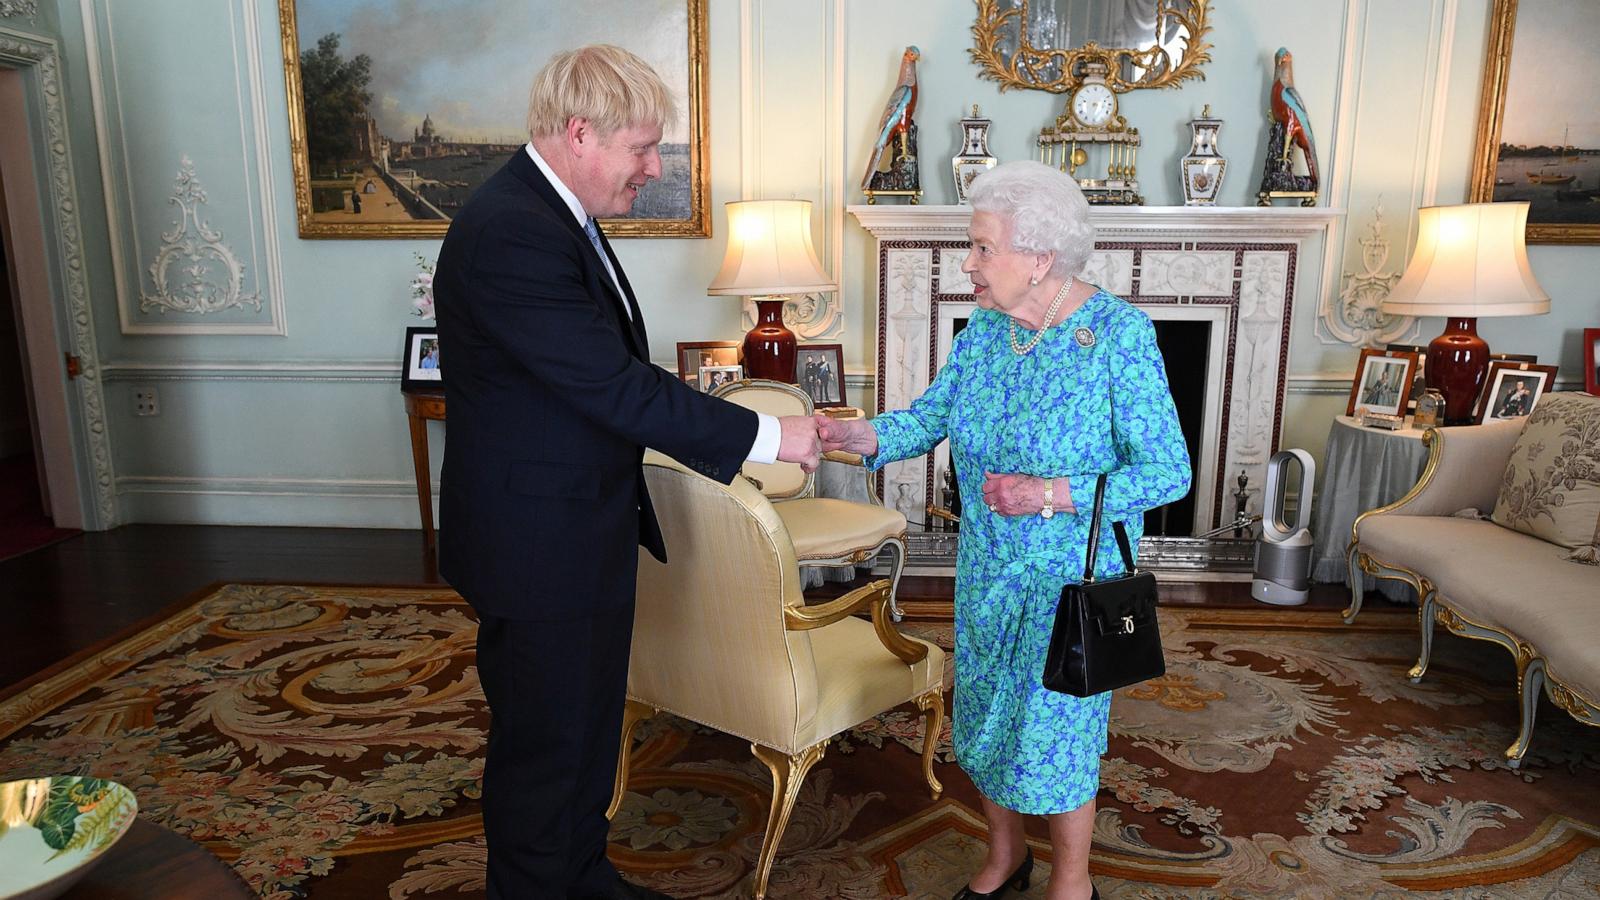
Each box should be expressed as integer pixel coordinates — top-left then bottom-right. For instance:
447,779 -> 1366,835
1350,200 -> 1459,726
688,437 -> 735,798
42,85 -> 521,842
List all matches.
1080,473 -> 1137,583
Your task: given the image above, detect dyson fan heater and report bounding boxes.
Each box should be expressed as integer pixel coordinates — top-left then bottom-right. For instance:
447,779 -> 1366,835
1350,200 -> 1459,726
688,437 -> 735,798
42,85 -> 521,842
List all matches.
1251,449 -> 1315,606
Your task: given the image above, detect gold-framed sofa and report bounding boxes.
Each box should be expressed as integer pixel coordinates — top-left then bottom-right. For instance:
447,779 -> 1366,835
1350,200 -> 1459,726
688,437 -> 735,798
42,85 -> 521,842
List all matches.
1345,393 -> 1600,766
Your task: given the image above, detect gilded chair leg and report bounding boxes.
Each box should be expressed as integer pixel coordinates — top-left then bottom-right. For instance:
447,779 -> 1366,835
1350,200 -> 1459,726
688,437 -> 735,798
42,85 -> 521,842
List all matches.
914,688 -> 944,799
884,536 -> 907,621
607,700 -> 657,820
1408,591 -> 1437,683
1343,546 -> 1366,624
1506,657 -> 1546,769
749,741 -> 827,900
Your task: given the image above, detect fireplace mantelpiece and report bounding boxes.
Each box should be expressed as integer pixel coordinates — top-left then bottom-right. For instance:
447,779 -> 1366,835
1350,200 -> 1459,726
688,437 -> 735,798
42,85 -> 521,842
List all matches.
849,204 -> 1343,542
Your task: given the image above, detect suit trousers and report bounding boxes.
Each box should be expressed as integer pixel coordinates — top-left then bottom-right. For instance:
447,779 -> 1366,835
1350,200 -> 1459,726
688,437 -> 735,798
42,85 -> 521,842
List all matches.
475,604 -> 636,899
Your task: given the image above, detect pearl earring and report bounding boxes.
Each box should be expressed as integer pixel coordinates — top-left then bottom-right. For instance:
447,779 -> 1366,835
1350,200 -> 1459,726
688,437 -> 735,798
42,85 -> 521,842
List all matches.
1030,277 -> 1039,285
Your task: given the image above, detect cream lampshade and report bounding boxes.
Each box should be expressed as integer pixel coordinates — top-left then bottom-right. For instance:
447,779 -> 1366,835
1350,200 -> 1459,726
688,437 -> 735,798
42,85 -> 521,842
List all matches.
707,200 -> 836,383
1380,202 -> 1550,424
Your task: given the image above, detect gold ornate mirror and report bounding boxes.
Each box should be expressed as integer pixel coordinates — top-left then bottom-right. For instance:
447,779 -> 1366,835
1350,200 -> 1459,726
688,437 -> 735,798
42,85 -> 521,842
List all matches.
971,0 -> 1213,94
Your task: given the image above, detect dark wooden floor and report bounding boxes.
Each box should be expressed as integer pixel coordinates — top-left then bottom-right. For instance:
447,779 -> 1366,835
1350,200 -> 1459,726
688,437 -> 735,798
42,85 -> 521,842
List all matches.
0,525 -> 1394,694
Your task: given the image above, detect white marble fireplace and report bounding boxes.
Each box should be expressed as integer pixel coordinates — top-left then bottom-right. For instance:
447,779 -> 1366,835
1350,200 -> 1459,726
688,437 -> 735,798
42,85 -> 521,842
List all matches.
848,205 -> 1342,538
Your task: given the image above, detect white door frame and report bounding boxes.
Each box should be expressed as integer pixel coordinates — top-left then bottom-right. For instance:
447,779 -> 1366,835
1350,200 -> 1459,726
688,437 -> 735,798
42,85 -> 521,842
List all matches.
0,29 -> 116,530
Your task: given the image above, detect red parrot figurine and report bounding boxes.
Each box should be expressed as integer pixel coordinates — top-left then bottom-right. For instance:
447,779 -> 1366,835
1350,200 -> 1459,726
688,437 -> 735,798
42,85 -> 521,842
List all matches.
1270,47 -> 1318,186
861,46 -> 921,190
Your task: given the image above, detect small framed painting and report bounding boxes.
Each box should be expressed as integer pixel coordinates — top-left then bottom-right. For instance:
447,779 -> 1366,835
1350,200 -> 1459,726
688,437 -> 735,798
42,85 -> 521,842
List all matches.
677,341 -> 741,386
1347,347 -> 1420,418
401,326 -> 442,391
1585,328 -> 1600,396
1477,361 -> 1559,423
698,364 -> 743,393
796,343 -> 846,408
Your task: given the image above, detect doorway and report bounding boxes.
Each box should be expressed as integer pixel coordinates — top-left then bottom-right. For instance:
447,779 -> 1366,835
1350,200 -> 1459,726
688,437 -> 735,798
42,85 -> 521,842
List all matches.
0,62 -> 89,551
0,193 -> 75,558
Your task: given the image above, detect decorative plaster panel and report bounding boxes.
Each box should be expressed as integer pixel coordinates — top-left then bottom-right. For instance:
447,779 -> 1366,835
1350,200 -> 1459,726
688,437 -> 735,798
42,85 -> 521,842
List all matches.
140,157 -> 263,316
1318,206 -> 1416,347
0,2 -> 39,20
83,0 -> 285,335
1141,250 -> 1236,298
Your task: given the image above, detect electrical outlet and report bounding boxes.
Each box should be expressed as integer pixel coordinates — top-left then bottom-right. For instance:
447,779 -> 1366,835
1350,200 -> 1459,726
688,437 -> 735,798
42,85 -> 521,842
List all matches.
134,387 -> 159,417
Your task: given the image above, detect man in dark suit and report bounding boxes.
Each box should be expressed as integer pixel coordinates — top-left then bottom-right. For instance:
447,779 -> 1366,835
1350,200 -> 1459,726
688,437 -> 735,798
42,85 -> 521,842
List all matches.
433,45 -> 822,900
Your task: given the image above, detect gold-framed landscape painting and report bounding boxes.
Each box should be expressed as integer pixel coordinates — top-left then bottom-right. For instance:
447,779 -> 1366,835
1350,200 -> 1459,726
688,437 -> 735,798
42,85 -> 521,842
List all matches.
277,0 -> 709,239
1469,0 -> 1600,244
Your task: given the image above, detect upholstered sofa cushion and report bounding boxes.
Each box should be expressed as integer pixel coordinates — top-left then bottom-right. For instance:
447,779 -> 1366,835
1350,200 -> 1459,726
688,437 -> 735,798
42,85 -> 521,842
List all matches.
1359,515 -> 1599,701
1491,392 -> 1600,563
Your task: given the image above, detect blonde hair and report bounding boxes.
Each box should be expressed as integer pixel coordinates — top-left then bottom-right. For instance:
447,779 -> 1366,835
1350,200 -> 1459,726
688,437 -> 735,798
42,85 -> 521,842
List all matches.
525,44 -> 676,140
967,160 -> 1096,279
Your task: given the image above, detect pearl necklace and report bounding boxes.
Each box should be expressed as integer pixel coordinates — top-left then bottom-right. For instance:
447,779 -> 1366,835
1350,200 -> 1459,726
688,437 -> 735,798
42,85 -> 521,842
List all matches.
1007,277 -> 1074,356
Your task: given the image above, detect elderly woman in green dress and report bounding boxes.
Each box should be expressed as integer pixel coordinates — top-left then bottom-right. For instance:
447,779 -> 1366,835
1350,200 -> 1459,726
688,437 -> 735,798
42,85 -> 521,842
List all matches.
819,160 -> 1190,900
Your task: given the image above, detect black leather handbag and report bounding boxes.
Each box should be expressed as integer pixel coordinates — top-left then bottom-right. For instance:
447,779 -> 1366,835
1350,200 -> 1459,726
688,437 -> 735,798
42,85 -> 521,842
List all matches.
1042,473 -> 1165,697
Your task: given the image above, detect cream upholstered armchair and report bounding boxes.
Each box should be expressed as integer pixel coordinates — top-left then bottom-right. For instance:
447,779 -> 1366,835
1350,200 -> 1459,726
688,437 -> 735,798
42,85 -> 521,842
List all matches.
710,378 -> 910,617
611,452 -> 945,899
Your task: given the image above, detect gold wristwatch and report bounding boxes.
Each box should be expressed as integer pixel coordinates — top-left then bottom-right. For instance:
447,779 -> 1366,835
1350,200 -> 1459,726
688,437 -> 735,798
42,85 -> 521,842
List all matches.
1041,479 -> 1055,519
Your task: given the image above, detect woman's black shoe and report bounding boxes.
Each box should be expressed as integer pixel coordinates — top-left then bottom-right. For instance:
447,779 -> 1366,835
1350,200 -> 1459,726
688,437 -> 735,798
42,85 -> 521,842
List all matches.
951,851 -> 1033,899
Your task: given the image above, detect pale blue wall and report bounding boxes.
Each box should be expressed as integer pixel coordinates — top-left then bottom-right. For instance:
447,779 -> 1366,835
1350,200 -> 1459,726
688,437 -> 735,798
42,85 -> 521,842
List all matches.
15,0 -> 1596,528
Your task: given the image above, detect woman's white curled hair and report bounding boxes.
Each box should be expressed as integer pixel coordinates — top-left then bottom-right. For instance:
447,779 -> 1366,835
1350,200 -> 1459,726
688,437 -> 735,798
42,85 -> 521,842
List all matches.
966,160 -> 1095,279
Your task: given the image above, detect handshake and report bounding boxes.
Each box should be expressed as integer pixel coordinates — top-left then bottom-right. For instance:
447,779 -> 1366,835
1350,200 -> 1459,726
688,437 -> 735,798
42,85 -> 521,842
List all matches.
775,415 -> 878,473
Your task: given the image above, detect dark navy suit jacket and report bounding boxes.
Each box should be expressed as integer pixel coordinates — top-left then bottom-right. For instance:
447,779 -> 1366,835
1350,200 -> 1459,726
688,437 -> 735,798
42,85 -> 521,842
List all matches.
435,150 -> 756,620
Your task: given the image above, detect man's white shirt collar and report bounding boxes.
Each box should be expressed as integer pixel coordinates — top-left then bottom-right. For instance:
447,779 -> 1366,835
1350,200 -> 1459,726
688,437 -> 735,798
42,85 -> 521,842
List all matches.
525,142 -> 588,227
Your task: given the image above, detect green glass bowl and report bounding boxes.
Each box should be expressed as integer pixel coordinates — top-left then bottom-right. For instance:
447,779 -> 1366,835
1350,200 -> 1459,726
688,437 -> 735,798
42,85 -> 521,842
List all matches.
0,776 -> 138,900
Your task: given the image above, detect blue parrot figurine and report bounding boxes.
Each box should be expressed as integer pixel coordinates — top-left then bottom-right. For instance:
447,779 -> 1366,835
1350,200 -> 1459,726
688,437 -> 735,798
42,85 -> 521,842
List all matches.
1270,47 -> 1318,186
861,46 -> 921,190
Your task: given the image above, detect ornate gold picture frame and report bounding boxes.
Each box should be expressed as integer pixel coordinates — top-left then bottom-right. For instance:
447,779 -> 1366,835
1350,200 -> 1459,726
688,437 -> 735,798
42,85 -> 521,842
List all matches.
1468,0 -> 1600,244
278,0 -> 710,239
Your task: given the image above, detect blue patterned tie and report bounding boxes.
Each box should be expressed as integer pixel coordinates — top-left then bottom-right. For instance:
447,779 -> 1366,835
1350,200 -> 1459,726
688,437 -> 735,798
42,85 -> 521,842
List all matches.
584,217 -> 627,319
583,217 -> 607,260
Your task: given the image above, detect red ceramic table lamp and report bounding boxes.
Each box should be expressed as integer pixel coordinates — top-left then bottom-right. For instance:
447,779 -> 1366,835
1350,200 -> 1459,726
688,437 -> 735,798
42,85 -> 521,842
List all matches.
706,200 -> 836,383
1380,202 -> 1549,425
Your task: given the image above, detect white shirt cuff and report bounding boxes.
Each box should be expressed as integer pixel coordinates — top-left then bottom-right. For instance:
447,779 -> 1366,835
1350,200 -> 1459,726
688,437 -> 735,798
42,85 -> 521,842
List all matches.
747,413 -> 780,464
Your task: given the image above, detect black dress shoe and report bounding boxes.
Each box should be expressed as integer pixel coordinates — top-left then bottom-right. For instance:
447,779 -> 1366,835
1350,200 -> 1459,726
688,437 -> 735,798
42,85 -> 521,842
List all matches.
951,850 -> 1033,899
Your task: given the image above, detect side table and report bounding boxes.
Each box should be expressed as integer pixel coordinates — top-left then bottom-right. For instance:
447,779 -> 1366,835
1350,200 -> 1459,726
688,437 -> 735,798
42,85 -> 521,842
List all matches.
402,388 -> 445,556
1309,415 -> 1432,601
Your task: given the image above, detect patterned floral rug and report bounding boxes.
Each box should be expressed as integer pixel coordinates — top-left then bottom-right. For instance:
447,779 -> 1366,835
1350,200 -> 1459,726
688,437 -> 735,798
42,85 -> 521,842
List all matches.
1,584 -> 1596,898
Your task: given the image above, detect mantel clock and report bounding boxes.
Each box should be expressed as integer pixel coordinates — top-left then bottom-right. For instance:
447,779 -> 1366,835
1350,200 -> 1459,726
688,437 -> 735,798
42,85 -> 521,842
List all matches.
1038,60 -> 1142,205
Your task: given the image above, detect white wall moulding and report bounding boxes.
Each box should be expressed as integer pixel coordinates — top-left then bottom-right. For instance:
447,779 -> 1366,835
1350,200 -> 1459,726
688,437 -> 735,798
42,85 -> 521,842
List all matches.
1319,206 -> 1416,347
0,26 -> 116,528
139,156 -> 264,316
0,2 -> 39,20
850,204 -> 1343,534
100,360 -> 398,383
82,0 -> 287,335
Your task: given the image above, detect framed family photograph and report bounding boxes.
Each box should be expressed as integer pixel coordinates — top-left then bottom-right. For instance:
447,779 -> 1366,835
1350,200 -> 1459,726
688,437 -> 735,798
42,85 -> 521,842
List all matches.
278,0 -> 710,238
676,341 -> 740,387
1585,328 -> 1600,396
401,326 -> 442,391
1468,0 -> 1600,244
698,365 -> 743,393
1347,347 -> 1420,418
1477,361 -> 1559,422
796,344 -> 846,408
